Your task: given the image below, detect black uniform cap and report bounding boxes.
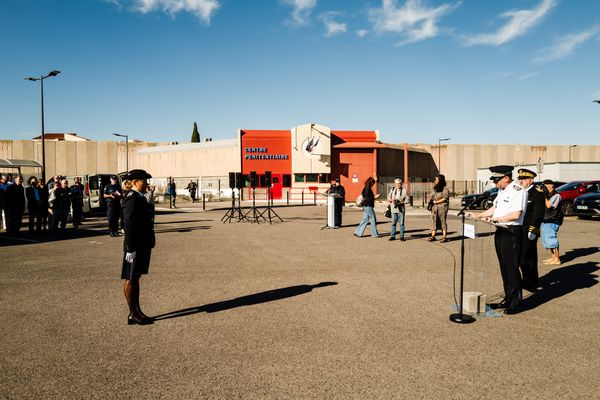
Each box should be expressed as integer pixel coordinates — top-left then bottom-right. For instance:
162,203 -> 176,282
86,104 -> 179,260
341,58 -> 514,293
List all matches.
489,165 -> 513,181
517,168 -> 537,179
127,169 -> 152,180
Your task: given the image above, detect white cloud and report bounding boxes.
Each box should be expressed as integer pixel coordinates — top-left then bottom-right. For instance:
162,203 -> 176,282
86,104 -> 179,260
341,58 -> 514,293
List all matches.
518,71 -> 539,80
368,0 -> 455,46
533,25 -> 600,63
356,29 -> 369,38
119,0 -> 220,24
463,0 -> 556,46
281,0 -> 317,26
319,12 -> 347,37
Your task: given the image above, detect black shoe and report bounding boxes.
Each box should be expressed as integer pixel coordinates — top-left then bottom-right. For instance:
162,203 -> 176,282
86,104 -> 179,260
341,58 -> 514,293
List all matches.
504,303 -> 522,315
490,299 -> 508,310
128,314 -> 154,325
400,237 -> 407,242
389,237 -> 396,241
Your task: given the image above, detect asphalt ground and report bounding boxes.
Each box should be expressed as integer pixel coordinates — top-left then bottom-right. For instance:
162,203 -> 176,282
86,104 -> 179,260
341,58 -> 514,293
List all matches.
1,204 -> 599,399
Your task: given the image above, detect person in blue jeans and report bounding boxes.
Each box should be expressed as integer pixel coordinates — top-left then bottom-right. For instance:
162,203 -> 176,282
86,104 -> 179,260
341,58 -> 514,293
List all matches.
354,177 -> 381,238
387,177 -> 407,241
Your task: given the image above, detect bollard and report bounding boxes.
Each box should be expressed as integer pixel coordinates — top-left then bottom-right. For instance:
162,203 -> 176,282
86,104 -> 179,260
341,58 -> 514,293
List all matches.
302,190 -> 304,205
202,192 -> 206,211
409,195 -> 413,207
286,191 -> 289,205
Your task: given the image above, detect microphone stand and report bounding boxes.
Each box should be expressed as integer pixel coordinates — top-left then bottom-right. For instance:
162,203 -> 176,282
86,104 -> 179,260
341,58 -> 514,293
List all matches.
449,193 -> 488,324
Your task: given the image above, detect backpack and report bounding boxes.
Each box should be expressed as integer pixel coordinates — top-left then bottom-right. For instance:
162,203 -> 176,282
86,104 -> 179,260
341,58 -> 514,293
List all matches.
355,194 -> 364,207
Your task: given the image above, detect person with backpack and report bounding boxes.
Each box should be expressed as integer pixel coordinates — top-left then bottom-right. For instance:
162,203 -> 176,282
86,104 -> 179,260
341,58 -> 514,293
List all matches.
354,177 -> 380,238
541,179 -> 563,266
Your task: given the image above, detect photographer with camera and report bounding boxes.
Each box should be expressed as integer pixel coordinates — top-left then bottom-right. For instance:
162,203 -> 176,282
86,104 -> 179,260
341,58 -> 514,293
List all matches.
387,177 -> 407,241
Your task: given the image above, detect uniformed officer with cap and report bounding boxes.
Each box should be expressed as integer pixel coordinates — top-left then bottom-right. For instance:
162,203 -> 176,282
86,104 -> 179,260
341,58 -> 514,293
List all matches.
517,168 -> 545,291
469,165 -> 528,314
103,175 -> 123,237
121,169 -> 155,325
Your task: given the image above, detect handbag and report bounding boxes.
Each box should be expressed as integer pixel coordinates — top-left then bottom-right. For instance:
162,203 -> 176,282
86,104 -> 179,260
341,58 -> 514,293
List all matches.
355,194 -> 364,207
384,205 -> 392,218
427,198 -> 434,211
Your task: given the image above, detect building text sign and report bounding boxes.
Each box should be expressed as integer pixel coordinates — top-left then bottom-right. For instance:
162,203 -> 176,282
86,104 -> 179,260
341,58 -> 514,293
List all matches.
244,147 -> 289,160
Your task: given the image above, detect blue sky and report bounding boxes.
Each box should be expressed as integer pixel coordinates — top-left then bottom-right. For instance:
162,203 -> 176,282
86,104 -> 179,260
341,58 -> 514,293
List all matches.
1,0 -> 600,145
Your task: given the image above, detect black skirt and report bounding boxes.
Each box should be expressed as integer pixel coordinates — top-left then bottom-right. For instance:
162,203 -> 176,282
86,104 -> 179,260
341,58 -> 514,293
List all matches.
121,249 -> 152,280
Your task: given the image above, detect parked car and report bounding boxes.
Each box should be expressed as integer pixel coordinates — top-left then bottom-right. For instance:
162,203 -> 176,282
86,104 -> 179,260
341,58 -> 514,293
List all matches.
556,180 -> 600,216
461,187 -> 498,209
573,191 -> 600,219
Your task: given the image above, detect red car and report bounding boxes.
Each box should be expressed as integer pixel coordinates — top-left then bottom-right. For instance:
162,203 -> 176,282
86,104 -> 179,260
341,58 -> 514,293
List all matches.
556,180 -> 600,216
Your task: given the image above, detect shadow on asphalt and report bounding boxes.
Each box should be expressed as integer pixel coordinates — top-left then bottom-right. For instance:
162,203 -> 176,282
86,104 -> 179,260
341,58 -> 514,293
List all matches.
0,228 -> 110,247
154,219 -> 213,225
154,226 -> 210,234
519,261 -> 599,313
152,282 -> 338,321
560,247 -> 600,264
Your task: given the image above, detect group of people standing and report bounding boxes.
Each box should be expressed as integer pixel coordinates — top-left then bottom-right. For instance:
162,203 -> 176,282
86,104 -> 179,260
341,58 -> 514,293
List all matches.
0,173 -> 84,235
353,174 -> 449,243
470,166 -> 563,315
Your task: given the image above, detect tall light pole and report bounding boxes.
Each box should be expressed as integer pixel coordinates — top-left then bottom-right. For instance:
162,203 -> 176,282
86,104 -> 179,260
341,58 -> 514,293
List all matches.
438,138 -> 451,173
569,145 -> 578,162
25,70 -> 61,184
113,133 -> 129,172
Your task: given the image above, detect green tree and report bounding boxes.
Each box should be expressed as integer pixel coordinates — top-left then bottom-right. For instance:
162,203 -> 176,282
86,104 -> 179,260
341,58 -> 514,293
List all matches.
191,122 -> 200,143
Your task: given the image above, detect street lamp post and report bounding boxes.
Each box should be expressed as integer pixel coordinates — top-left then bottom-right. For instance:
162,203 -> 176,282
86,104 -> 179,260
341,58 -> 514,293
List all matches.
438,138 -> 451,173
569,145 -> 578,162
25,70 -> 61,184
113,133 -> 129,172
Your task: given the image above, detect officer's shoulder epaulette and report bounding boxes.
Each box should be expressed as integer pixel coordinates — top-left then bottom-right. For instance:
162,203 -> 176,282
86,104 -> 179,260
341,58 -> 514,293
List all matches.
513,185 -> 522,191
535,186 -> 544,193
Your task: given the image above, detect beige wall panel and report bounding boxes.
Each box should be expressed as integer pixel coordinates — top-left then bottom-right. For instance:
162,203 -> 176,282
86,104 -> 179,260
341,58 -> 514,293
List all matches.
54,141 -> 68,175
76,142 -> 98,175
44,141 -> 57,178
96,142 -> 118,174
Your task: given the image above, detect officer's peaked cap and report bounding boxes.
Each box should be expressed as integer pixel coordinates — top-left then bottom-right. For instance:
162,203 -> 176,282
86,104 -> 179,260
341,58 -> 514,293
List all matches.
489,165 -> 513,181
517,168 -> 537,179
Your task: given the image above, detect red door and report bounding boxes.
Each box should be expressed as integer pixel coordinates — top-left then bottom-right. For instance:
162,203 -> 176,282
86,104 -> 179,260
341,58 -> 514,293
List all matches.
270,174 -> 283,199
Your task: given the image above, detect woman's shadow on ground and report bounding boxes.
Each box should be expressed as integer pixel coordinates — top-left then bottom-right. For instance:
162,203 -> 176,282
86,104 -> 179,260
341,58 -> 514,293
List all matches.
153,282 -> 338,321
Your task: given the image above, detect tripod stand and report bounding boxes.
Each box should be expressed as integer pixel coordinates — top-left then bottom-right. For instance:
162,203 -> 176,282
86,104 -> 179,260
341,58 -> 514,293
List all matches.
221,190 -> 248,223
258,186 -> 283,224
245,187 -> 267,223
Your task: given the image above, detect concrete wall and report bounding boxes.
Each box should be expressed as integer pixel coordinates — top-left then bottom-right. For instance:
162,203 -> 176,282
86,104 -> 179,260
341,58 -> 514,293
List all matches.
414,144 -> 600,181
132,140 -> 240,178
0,139 -> 160,178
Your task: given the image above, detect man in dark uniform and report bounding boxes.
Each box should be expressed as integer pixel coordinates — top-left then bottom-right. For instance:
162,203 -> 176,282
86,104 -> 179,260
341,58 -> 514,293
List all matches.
103,175 -> 123,237
327,178 -> 345,228
121,169 -> 155,325
517,168 -> 545,291
470,166 -> 527,314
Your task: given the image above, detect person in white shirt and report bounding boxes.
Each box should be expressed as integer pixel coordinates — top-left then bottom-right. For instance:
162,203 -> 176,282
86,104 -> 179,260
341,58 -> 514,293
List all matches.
469,165 -> 528,314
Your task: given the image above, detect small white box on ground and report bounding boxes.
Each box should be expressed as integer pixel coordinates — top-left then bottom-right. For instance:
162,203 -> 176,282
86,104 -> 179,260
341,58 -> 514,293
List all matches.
462,292 -> 486,314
